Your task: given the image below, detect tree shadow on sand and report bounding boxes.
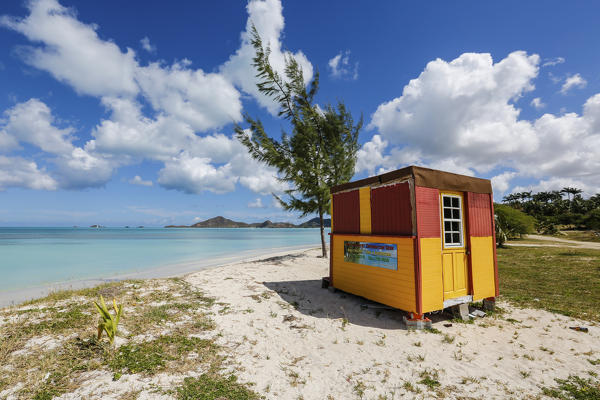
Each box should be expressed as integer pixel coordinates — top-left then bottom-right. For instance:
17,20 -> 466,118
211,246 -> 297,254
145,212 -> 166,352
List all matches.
262,279 -> 454,330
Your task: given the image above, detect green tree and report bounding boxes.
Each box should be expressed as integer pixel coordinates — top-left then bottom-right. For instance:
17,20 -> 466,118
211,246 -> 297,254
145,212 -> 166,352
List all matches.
494,203 -> 536,243
583,209 -> 600,231
235,26 -> 362,257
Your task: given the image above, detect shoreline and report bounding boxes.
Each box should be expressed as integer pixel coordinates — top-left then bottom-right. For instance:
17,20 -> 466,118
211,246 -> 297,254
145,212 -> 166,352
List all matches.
0,243 -> 320,308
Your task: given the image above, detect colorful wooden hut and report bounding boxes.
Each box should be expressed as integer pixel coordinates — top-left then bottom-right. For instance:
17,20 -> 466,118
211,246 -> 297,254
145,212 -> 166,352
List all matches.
328,166 -> 498,321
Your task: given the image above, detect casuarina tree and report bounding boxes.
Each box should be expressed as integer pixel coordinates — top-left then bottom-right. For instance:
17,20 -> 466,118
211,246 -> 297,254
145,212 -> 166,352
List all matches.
235,26 -> 362,257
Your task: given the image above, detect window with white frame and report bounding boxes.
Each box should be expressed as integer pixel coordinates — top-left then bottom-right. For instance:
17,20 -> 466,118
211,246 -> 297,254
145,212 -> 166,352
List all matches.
442,195 -> 463,247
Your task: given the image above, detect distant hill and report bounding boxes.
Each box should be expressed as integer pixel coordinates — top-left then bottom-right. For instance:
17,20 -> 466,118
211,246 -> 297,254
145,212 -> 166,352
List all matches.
165,216 -> 330,229
298,217 -> 331,228
191,216 -> 249,228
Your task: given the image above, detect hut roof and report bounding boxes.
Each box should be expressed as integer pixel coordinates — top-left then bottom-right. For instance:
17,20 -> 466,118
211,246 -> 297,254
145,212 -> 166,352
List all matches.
331,166 -> 492,194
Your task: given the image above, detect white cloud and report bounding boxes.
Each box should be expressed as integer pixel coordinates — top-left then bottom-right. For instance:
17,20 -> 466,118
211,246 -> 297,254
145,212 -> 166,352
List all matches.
328,50 -> 358,80
129,175 -> 153,186
491,171 -> 516,195
362,51 -> 600,196
542,57 -> 565,67
271,198 -> 283,209
155,133 -> 287,195
0,155 -> 57,190
53,147 -> 116,189
530,97 -> 545,110
560,73 -> 587,94
248,198 -> 264,208
1,98 -> 74,154
1,0 -> 243,132
157,152 -> 237,194
140,36 -> 155,53
370,51 -> 540,170
355,135 -> 391,174
220,0 -> 313,115
136,61 -> 242,131
89,97 -> 195,160
0,0 -> 138,98
0,0 -> 302,194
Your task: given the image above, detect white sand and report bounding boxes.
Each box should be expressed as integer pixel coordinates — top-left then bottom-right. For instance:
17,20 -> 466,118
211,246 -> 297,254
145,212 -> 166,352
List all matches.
186,247 -> 600,399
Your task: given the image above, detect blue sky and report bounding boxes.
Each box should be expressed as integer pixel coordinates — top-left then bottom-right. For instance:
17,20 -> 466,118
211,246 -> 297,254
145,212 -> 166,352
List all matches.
1,0 -> 599,226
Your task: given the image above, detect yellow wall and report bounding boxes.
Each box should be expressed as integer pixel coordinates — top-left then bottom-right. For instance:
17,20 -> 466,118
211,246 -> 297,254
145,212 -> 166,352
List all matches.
419,238 -> 444,312
470,236 -> 496,300
332,234 -> 416,312
359,187 -> 371,234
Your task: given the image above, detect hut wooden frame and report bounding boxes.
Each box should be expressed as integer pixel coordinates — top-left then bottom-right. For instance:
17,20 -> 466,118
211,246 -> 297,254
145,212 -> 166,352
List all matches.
329,166 -> 498,316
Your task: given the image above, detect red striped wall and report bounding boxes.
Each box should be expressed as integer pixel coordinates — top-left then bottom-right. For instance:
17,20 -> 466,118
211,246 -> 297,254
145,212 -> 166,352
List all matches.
466,192 -> 493,237
415,186 -> 440,238
332,190 -> 360,233
371,182 -> 412,235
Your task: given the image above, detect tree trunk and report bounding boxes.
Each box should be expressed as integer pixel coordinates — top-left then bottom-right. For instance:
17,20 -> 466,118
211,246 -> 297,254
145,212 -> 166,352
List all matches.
319,209 -> 327,258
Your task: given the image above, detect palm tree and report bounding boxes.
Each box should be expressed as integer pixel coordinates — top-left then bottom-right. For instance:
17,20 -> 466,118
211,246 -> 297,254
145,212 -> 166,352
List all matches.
561,187 -> 583,211
560,187 -> 583,202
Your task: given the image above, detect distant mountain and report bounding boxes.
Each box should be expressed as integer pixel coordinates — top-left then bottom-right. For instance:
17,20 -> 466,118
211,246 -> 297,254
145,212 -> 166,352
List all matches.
298,217 -> 331,228
191,216 -> 249,228
165,216 -> 330,229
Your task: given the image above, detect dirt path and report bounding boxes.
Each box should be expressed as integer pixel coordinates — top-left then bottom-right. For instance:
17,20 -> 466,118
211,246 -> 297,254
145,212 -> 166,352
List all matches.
522,234 -> 600,249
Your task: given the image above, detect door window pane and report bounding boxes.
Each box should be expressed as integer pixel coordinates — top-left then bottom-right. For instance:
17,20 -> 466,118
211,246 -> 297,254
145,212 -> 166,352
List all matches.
441,195 -> 463,248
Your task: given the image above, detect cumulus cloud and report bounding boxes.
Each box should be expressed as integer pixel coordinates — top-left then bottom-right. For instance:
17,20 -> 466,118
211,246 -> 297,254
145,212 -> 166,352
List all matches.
129,175 -> 153,186
220,0 -> 313,115
328,50 -> 358,80
140,36 -> 155,53
0,0 -> 303,194
0,99 -> 118,189
370,51 -> 540,170
1,98 -> 74,154
560,73 -> 587,94
136,61 -> 242,131
157,152 -> 238,194
0,0 -> 138,98
491,171 -> 517,195
530,97 -> 545,109
1,0 -> 243,131
248,198 -> 264,208
0,155 -> 57,190
361,51 -> 600,195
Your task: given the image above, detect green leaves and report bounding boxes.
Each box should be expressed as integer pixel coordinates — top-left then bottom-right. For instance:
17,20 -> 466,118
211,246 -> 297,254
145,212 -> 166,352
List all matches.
236,25 -> 362,256
93,295 -> 123,345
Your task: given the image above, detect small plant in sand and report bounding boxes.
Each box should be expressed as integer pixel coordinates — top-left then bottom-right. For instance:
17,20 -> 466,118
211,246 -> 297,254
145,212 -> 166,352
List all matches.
94,295 -> 123,344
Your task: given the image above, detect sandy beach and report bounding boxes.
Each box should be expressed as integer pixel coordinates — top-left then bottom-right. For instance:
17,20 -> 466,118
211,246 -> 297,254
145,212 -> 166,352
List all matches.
1,247 -> 598,399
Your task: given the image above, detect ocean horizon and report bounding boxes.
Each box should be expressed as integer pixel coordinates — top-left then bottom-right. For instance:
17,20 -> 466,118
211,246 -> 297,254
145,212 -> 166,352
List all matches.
0,227 -> 327,305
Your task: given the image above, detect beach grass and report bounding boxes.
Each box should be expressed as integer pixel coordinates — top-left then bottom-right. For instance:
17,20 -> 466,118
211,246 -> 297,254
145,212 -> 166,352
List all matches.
0,278 -> 258,399
497,246 -> 600,322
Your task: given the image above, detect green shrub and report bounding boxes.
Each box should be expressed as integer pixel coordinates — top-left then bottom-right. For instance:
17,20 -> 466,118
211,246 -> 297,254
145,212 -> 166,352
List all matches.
176,374 -> 259,400
494,204 -> 536,240
583,209 -> 600,231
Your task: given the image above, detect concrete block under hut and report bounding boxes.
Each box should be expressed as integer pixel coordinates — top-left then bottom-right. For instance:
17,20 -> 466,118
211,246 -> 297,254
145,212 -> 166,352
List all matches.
328,166 -> 498,326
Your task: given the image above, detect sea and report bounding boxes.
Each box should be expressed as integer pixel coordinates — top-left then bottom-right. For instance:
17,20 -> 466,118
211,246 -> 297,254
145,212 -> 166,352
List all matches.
0,227 -> 326,306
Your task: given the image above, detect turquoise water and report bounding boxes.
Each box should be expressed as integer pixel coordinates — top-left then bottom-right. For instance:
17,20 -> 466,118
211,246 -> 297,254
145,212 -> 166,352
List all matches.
0,227 -> 325,292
